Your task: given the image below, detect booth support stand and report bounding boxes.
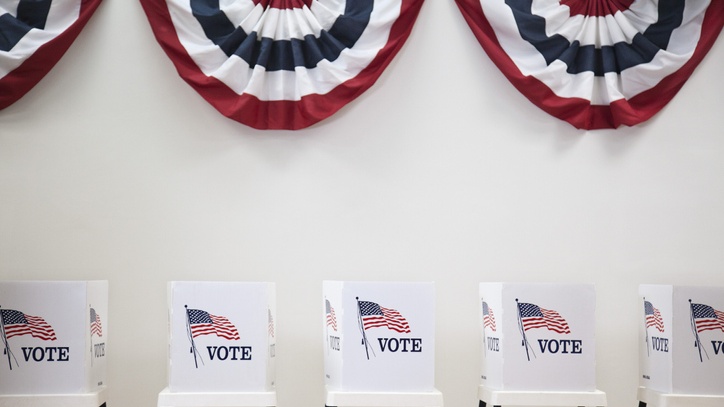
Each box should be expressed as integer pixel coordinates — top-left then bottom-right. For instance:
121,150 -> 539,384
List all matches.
478,385 -> 606,407
157,388 -> 276,407
0,386 -> 107,407
324,388 -> 443,407
637,386 -> 724,407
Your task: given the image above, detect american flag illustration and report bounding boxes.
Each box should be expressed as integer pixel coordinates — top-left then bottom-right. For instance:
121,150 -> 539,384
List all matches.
187,308 -> 240,340
692,303 -> 724,333
482,301 -> 496,331
90,307 -> 103,337
0,309 -> 57,341
359,300 -> 410,333
518,302 -> 570,334
268,309 -> 275,338
644,301 -> 664,332
326,299 -> 337,331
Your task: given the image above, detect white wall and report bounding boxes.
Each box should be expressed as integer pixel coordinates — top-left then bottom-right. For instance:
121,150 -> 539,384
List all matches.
1,1 -> 723,406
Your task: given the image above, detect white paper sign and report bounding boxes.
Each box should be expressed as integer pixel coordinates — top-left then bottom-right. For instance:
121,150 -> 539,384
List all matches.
479,283 -> 596,392
639,285 -> 724,395
167,281 -> 276,393
323,281 -> 435,392
0,281 -> 108,395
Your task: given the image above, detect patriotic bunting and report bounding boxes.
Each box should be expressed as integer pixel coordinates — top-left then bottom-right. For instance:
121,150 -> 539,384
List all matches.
140,0 -> 425,130
0,0 -> 102,110
455,0 -> 724,129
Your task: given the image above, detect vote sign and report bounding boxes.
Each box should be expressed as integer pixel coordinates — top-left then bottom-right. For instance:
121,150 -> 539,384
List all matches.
323,281 -> 435,392
639,285 -> 724,396
168,282 -> 276,393
479,283 -> 596,392
0,281 -> 108,395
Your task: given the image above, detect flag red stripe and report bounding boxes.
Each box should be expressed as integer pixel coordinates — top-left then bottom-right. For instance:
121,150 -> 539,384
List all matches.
190,314 -> 240,340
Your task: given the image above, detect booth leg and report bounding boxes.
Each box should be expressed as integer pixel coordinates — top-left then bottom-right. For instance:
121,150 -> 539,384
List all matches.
638,402 -> 646,407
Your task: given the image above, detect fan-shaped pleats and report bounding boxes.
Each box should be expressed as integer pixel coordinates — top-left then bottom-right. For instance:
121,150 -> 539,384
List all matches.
455,0 -> 723,129
141,0 -> 424,130
0,0 -> 102,110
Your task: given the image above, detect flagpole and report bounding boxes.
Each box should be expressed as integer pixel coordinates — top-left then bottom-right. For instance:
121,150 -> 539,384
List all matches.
643,298 -> 650,357
516,299 -> 532,362
356,297 -> 371,360
690,300 -> 706,362
185,305 -> 200,368
0,306 -> 13,370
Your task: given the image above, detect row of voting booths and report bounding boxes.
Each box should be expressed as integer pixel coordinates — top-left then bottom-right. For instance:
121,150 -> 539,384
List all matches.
1,281 -> 723,407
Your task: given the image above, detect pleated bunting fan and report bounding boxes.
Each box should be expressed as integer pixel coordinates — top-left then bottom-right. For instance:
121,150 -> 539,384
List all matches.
0,0 -> 102,110
140,0 -> 425,130
455,0 -> 724,129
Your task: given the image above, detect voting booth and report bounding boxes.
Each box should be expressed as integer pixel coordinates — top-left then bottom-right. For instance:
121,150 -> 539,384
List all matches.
638,285 -> 724,407
323,281 -> 442,407
158,281 -> 276,407
478,283 -> 606,407
0,280 -> 108,407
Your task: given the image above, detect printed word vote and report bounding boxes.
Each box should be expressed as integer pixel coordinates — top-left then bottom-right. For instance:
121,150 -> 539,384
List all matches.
651,337 -> 669,353
377,338 -> 422,352
487,337 -> 500,352
329,335 -> 340,351
713,341 -> 724,355
206,346 -> 252,361
537,339 -> 583,354
21,347 -> 70,362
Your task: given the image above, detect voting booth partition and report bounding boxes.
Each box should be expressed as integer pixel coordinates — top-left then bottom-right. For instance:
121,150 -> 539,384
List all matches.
477,283 -> 606,407
322,281 -> 442,407
157,281 -> 276,407
0,281 -> 108,407
637,285 -> 724,407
